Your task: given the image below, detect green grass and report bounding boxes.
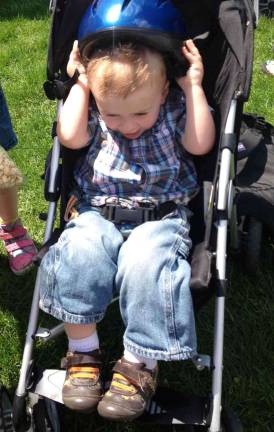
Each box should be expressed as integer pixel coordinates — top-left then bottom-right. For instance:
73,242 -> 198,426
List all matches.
245,17 -> 274,120
0,2 -> 274,431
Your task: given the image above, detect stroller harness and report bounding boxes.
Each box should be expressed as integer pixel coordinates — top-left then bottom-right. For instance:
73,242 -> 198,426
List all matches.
64,194 -> 178,225
99,200 -> 178,224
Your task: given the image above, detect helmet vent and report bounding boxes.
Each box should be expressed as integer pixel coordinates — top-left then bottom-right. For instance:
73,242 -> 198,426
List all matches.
121,0 -> 131,10
157,0 -> 170,6
91,0 -> 99,15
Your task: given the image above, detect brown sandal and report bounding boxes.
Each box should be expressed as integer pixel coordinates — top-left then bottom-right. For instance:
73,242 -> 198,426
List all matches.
61,350 -> 104,412
97,357 -> 158,421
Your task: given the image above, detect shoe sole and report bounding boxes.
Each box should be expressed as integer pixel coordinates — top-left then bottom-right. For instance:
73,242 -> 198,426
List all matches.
63,395 -> 102,413
97,401 -> 143,422
10,261 -> 35,276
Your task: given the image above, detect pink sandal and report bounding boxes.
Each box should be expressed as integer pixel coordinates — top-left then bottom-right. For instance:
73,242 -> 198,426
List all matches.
0,219 -> 37,275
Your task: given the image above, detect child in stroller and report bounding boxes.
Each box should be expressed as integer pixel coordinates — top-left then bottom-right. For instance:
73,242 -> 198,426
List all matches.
39,0 -> 215,420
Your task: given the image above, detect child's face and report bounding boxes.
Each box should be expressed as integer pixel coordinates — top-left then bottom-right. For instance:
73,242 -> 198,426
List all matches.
91,80 -> 169,140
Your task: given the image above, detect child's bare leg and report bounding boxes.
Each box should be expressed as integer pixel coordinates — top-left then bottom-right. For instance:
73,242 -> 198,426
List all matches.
65,323 -> 96,338
64,323 -> 99,353
0,186 -> 18,223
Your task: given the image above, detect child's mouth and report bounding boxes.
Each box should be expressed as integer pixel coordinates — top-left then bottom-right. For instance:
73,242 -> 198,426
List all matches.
123,132 -> 141,139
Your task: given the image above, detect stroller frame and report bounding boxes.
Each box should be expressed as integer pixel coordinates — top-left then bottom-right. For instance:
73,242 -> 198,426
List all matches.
10,1 -> 255,431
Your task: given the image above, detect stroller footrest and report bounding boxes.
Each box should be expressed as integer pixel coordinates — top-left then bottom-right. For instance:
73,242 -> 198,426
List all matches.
31,371 -> 212,426
30,369 -> 65,404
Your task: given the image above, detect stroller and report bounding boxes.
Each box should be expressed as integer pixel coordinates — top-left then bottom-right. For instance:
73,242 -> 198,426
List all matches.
258,0 -> 274,17
1,0 -> 255,431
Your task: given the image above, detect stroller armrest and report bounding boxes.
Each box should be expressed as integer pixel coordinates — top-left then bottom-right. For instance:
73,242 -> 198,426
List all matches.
190,241 -> 213,291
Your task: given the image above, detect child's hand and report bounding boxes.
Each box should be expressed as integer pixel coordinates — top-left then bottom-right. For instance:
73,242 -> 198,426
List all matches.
176,40 -> 204,92
67,40 -> 88,83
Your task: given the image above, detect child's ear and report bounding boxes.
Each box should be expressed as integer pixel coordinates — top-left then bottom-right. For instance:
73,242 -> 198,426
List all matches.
161,80 -> 170,104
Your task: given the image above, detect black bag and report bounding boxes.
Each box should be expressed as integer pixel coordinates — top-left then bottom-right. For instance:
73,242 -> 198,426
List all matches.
235,113 -> 274,231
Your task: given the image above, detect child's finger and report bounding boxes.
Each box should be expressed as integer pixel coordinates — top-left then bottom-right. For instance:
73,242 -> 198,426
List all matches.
185,39 -> 199,54
182,45 -> 196,61
71,40 -> 80,59
73,40 -> 79,51
183,45 -> 202,65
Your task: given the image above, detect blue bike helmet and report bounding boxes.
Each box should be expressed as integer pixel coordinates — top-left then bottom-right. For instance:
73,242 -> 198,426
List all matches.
78,0 -> 190,77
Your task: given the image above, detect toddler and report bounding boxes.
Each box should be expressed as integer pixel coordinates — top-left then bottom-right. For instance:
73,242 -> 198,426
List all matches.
39,39 -> 215,420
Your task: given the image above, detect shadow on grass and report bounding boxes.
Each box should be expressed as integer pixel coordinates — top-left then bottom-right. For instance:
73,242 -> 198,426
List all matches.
0,253 -> 39,338
0,0 -> 49,20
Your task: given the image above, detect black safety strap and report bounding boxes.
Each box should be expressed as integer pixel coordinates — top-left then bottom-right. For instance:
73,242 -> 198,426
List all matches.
100,201 -> 177,225
43,69 -> 80,100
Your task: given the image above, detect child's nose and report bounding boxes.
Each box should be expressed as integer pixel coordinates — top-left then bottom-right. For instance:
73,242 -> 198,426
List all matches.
122,120 -> 138,133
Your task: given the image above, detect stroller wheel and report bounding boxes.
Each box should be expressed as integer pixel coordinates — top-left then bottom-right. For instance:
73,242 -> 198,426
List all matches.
0,385 -> 14,432
221,408 -> 243,431
32,398 -> 61,432
241,216 -> 263,274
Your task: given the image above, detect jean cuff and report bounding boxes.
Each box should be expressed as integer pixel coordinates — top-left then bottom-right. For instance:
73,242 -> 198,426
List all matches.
39,300 -> 105,324
123,337 -> 196,361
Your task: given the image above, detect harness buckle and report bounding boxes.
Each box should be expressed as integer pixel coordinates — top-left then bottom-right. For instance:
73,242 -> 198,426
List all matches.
100,200 -> 178,224
102,204 -> 155,224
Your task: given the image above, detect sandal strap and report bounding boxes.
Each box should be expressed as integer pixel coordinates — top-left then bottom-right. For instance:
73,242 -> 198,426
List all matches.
5,239 -> 35,253
112,358 -> 157,394
61,351 -> 102,369
0,225 -> 26,241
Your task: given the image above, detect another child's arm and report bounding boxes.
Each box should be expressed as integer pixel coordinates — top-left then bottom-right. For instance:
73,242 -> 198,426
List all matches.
176,40 -> 215,155
57,41 -> 91,149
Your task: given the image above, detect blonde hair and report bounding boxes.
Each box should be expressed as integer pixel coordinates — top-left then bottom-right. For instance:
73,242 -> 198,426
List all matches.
0,147 -> 23,189
86,43 -> 166,98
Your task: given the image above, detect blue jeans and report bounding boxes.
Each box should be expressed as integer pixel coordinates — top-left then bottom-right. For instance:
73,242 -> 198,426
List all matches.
39,204 -> 197,361
0,84 -> 17,150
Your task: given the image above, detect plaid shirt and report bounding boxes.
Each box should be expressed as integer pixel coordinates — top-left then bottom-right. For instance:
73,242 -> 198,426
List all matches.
74,87 -> 198,206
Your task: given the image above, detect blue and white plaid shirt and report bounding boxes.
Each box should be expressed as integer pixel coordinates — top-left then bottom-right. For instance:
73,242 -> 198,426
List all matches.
74,87 -> 199,206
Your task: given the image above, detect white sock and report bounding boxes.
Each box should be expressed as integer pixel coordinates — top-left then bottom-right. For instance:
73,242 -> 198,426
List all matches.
124,349 -> 157,370
68,331 -> 99,353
